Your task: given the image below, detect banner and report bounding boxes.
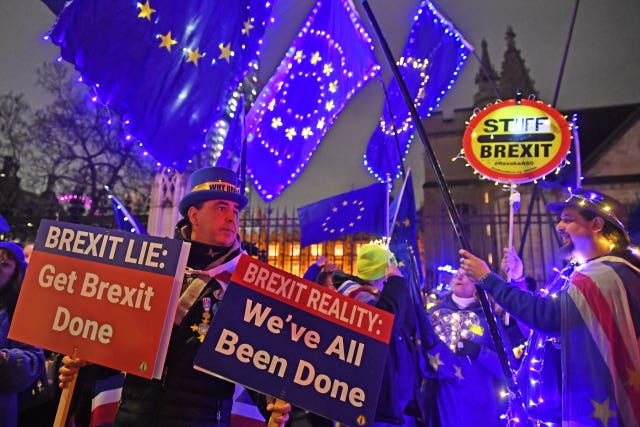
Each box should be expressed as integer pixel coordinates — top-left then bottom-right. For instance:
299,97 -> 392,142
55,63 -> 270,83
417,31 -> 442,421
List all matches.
9,220 -> 190,379
194,255 -> 394,426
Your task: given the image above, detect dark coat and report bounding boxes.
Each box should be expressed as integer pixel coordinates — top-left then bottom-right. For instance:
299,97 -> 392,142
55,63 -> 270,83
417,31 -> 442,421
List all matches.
114,240 -> 241,427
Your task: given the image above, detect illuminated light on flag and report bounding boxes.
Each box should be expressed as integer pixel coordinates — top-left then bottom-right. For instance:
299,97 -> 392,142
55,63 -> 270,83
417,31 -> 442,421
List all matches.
48,0 -> 273,171
245,0 -> 380,202
364,0 -> 472,185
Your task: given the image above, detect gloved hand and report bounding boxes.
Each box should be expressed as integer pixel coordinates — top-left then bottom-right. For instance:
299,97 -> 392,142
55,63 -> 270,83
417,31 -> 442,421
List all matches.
456,339 -> 481,360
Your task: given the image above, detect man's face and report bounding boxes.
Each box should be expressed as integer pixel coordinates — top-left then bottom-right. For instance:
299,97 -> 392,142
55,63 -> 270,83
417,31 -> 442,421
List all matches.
0,250 -> 17,291
188,199 -> 240,247
555,206 -> 601,257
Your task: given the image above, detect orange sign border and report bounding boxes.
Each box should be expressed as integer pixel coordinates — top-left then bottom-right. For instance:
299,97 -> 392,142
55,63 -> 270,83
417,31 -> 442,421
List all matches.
462,99 -> 571,184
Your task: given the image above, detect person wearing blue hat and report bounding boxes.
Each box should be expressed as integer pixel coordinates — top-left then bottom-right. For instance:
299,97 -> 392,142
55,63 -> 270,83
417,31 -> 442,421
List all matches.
60,167 -> 290,426
0,241 -> 46,427
460,188 -> 640,426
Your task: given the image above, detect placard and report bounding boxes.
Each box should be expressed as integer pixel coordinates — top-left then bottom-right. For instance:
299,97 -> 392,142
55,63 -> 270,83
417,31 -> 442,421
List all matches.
462,99 -> 571,183
9,219 -> 190,379
194,255 -> 394,426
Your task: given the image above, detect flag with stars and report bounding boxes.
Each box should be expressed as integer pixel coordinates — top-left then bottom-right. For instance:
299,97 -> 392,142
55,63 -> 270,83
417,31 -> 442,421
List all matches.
388,171 -> 424,285
109,193 -> 147,235
364,0 -> 472,185
48,0 -> 273,171
561,257 -> 640,426
297,182 -> 386,247
215,94 -> 245,173
245,0 -> 379,202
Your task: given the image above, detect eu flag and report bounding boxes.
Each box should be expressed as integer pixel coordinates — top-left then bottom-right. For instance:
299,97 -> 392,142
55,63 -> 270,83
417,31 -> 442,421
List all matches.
48,0 -> 273,171
110,193 -> 147,235
389,171 -> 424,285
364,0 -> 472,185
245,0 -> 379,202
297,183 -> 386,247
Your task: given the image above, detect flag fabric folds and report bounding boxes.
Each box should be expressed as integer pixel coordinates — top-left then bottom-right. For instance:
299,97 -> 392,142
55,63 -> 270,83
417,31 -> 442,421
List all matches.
49,0 -> 273,171
109,193 -> 148,235
90,372 -> 126,427
215,94 -> 245,173
298,183 -> 387,247
389,171 -> 424,285
230,385 -> 265,427
245,0 -> 379,202
364,0 -> 472,185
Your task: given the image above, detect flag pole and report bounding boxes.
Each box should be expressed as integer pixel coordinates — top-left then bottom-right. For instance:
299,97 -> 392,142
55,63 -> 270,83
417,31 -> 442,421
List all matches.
389,167 -> 411,237
358,0 -> 529,420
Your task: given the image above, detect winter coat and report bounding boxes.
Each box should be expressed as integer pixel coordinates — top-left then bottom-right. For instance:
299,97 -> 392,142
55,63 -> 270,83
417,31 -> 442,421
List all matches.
114,239 -> 242,427
0,306 -> 46,427
338,276 -> 421,425
427,294 -> 507,427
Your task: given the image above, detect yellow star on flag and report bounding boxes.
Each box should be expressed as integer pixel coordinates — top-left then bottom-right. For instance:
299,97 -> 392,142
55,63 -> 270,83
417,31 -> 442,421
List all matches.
590,398 -> 616,427
242,20 -> 254,35
325,100 -> 335,112
137,1 -> 156,20
323,63 -> 334,76
218,43 -> 235,63
454,365 -> 464,381
428,353 -> 444,371
329,80 -> 338,93
294,50 -> 304,63
186,48 -> 204,66
301,127 -> 313,139
158,31 -> 177,52
271,117 -> 283,129
285,127 -> 297,140
316,117 -> 325,129
310,52 -> 322,65
626,366 -> 640,393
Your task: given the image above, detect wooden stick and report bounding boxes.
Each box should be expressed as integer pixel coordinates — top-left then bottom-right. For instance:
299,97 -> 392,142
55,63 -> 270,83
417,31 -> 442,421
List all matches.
53,373 -> 77,427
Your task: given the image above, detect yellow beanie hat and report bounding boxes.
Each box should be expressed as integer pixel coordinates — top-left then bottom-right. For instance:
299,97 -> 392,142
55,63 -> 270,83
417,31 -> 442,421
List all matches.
356,243 -> 396,281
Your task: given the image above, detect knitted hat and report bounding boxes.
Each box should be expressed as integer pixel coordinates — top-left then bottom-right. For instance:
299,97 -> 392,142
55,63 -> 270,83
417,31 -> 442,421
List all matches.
179,167 -> 248,216
356,243 -> 396,281
0,241 -> 28,275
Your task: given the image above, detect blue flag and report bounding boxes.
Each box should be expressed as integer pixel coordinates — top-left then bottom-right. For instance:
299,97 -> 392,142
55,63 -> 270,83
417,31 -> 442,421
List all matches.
110,193 -> 147,235
49,0 -> 273,171
389,171 -> 424,285
245,0 -> 379,202
364,1 -> 472,184
215,94 -> 245,172
297,183 -> 386,247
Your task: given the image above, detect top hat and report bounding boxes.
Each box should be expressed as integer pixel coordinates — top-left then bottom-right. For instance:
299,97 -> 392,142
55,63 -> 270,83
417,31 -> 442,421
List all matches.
546,188 -> 628,239
179,167 -> 248,216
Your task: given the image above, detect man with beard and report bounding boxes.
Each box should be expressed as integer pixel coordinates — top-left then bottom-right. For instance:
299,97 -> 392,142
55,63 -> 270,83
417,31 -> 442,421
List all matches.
459,188 -> 640,426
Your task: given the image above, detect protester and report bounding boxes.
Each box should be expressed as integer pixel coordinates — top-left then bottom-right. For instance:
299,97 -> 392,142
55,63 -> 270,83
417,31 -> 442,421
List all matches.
303,255 -> 338,290
337,242 -> 424,427
460,188 -> 640,426
59,167 -> 290,426
427,267 -> 510,427
21,243 -> 34,264
0,241 -> 46,427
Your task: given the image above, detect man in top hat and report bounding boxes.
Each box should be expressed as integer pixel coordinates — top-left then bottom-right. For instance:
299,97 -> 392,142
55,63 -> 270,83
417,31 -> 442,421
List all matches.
459,188 -> 640,426
60,167 -> 290,426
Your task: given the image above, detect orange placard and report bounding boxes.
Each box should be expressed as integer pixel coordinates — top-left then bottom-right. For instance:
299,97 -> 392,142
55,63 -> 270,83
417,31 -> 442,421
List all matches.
462,99 -> 571,184
9,220 -> 190,379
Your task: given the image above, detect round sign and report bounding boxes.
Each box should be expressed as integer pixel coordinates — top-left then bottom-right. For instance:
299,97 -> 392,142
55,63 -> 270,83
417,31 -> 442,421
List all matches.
462,99 -> 571,184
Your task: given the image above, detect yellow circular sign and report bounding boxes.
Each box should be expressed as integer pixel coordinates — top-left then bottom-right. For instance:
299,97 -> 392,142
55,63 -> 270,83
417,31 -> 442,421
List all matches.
462,99 -> 571,184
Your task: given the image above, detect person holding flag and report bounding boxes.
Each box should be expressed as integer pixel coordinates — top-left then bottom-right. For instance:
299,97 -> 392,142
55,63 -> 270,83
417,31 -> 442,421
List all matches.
59,166 -> 291,427
459,188 -> 640,426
